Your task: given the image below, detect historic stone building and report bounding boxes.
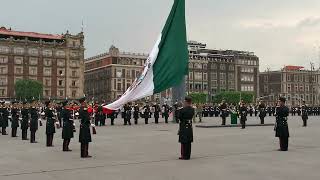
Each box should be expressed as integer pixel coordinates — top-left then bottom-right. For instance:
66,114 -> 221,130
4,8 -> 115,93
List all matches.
187,41 -> 259,101
259,66 -> 320,106
0,27 -> 85,99
84,46 -> 171,103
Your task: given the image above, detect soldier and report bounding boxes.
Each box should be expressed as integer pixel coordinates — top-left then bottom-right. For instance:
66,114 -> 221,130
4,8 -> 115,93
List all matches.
21,101 -> 29,140
248,105 -> 253,117
301,101 -> 308,127
109,110 -> 116,126
29,99 -> 39,143
196,104 -> 203,123
143,103 -> 150,124
177,96 -> 195,160
79,97 -> 92,158
258,101 -> 267,124
162,103 -> 170,124
274,97 -> 290,151
45,101 -> 55,147
96,105 -> 106,126
62,100 -> 74,151
153,103 -> 161,124
219,100 -> 228,125
133,104 -> 140,125
239,101 -> 247,129
1,102 -> 9,135
124,104 -> 132,125
11,101 -> 19,137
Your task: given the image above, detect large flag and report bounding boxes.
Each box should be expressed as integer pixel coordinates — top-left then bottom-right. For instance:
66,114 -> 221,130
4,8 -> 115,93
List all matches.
104,0 -> 188,111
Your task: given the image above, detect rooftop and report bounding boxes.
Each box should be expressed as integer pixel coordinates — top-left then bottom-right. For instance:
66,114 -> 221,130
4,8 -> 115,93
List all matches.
0,27 -> 63,40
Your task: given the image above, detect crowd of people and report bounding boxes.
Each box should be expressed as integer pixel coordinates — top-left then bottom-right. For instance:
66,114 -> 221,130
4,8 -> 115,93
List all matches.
0,96 -> 314,160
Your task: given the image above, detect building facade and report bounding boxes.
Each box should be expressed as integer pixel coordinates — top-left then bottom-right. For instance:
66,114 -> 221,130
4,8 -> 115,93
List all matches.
0,27 -> 85,100
259,66 -> 320,107
85,41 -> 259,104
187,41 -> 259,101
85,46 -> 171,103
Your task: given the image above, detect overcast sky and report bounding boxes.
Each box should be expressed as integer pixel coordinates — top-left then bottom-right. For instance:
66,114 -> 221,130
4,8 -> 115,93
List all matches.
1,0 -> 320,71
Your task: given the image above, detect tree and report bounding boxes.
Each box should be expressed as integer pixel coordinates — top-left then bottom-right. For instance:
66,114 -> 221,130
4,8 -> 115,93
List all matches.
188,93 -> 207,104
213,91 -> 254,105
15,79 -> 43,101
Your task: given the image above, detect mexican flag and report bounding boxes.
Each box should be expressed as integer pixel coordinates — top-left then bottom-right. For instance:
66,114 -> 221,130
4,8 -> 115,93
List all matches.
104,0 -> 188,111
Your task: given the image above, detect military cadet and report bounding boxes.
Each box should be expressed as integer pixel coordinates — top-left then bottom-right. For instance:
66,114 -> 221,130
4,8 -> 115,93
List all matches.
258,101 -> 267,124
44,100 -> 55,147
153,103 -> 161,124
1,102 -> 9,135
177,96 -> 195,160
143,103 -> 150,124
133,104 -> 140,125
109,110 -> 116,126
11,101 -> 19,137
79,97 -> 92,158
124,103 -> 132,125
219,100 -> 228,125
96,105 -> 106,126
248,105 -> 253,117
196,104 -> 203,123
301,101 -> 308,127
162,103 -> 170,124
21,101 -> 29,140
274,97 -> 290,151
239,101 -> 247,129
29,99 -> 39,143
62,100 -> 74,151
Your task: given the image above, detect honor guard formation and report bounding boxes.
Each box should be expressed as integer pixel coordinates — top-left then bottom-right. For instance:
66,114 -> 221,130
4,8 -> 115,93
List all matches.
0,95 -> 316,160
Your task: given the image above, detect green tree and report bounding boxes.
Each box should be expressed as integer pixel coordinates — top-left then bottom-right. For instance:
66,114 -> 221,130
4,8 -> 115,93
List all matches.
15,79 -> 43,101
213,91 -> 254,105
188,93 -> 207,104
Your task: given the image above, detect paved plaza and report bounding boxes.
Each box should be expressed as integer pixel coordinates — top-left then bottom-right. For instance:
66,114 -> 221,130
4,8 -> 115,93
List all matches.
0,115 -> 320,180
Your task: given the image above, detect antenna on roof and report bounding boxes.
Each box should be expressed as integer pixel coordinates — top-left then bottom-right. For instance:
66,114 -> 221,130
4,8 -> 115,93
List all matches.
81,19 -> 84,33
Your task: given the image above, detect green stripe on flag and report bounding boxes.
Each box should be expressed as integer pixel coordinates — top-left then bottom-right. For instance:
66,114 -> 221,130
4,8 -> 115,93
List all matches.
153,0 -> 188,94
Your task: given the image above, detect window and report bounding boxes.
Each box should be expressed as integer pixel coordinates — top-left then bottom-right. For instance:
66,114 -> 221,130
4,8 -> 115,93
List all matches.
72,90 -> 76,98
264,76 -> 268,82
212,80 -> 217,87
0,56 -> 8,63
71,80 -> 76,87
241,67 -> 254,73
44,68 -> 52,76
70,60 -> 77,67
126,70 -> 131,78
58,69 -> 65,76
117,83 -> 121,91
195,72 -> 202,81
14,47 -> 24,55
228,73 -> 234,80
29,67 -> 37,75
0,46 -> 9,53
203,73 -> 207,81
44,89 -> 50,97
72,71 -> 77,77
211,72 -> 217,80
287,75 -> 291,81
43,49 -> 52,57
229,65 -> 235,71
44,78 -> 51,86
0,88 -> 6,96
59,90 -> 64,97
58,80 -> 64,86
28,48 -> 38,56
211,64 -> 217,69
188,72 -> 193,80
57,59 -> 65,67
241,85 -> 254,92
0,66 -> 8,74
15,67 -> 23,74
241,74 -> 254,82
43,59 -> 52,66
55,50 -> 65,57
29,58 -> 38,65
188,63 -> 193,69
0,77 -> 7,85
220,64 -> 225,70
220,73 -> 226,80
70,51 -> 78,58
14,56 -> 23,65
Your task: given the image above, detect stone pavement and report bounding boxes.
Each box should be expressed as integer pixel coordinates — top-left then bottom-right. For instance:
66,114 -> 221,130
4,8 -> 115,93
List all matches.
0,115 -> 319,180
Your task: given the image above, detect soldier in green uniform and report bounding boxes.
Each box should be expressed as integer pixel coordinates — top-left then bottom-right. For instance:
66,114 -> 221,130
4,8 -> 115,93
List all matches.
21,101 -> 29,140
45,101 -> 55,147
11,101 -> 20,137
275,97 -> 290,151
301,101 -> 308,127
177,96 -> 195,160
1,102 -> 9,135
29,100 -> 39,143
79,97 -> 92,158
62,101 -> 74,151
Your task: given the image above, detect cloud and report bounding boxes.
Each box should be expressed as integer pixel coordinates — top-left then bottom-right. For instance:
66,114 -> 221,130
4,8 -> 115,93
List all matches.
297,17 -> 320,28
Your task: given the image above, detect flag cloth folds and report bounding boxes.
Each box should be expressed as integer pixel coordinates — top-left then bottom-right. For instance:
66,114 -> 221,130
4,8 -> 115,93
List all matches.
104,0 -> 188,111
